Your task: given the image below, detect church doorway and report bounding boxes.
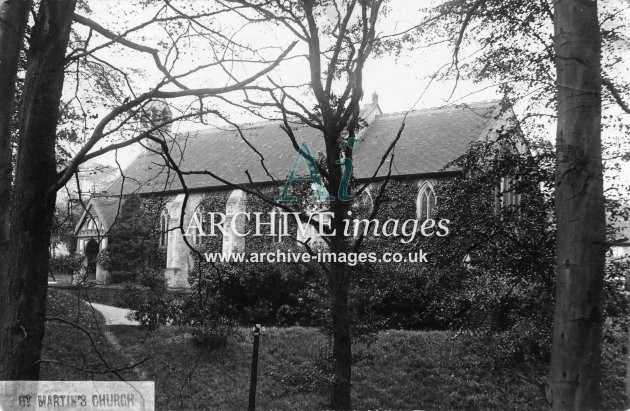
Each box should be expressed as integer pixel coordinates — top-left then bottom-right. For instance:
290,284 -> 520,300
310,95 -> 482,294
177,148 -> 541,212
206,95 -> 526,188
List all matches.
85,238 -> 99,280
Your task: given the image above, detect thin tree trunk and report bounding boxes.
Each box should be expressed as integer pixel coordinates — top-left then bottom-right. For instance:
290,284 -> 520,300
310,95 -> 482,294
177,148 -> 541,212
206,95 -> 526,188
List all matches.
0,0 -> 76,380
547,0 -> 605,409
329,219 -> 351,409
325,131 -> 352,409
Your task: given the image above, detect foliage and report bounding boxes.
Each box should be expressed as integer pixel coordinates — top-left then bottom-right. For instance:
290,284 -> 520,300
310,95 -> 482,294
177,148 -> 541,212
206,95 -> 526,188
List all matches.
190,316 -> 240,351
600,318 -> 629,410
417,0 -> 629,122
118,281 -> 146,309
603,256 -> 630,328
49,253 -> 84,276
50,199 -> 82,255
346,131 -> 558,364
95,249 -> 112,271
171,189 -> 330,328
427,135 -> 556,361
106,195 -> 166,273
188,243 -> 328,327
107,270 -> 135,285
126,268 -> 176,330
415,0 -> 630,217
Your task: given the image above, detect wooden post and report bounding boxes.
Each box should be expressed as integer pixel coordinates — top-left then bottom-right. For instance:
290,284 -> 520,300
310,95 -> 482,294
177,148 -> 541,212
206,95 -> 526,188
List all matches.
248,324 -> 261,411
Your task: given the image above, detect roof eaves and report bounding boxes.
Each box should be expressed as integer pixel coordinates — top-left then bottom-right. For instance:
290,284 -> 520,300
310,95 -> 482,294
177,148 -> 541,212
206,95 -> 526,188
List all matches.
354,169 -> 462,183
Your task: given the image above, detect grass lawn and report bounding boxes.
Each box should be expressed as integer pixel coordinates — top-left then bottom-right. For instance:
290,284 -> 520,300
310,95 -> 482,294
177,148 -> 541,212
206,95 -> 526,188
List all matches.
41,289 -> 138,381
109,325 -> 551,410
42,290 -> 627,409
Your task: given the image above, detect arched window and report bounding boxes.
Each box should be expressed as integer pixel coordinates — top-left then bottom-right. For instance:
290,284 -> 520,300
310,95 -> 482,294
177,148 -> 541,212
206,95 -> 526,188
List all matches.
271,207 -> 284,243
86,216 -> 100,231
495,175 -> 520,212
223,190 -> 247,255
191,205 -> 205,246
159,209 -> 169,247
462,253 -> 472,268
416,182 -> 436,220
353,187 -> 374,218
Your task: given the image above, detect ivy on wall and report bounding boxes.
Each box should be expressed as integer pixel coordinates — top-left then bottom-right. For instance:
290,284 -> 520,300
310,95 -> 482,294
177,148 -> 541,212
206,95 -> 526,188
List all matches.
106,195 -> 167,273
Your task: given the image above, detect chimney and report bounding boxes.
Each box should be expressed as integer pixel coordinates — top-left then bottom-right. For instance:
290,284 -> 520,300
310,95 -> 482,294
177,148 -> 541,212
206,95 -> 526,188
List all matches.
372,92 -> 378,106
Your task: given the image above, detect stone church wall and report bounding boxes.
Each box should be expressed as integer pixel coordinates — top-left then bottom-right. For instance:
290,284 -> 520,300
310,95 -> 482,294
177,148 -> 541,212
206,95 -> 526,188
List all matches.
160,177 -> 443,288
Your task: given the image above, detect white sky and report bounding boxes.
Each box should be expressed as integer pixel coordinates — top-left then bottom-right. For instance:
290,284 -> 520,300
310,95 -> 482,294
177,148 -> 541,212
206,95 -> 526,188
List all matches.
70,0 -> 629,185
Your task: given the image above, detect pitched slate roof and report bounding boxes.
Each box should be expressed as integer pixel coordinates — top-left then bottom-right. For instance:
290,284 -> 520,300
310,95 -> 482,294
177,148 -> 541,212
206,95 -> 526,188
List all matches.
105,100 -> 505,195
74,197 -> 125,235
355,101 -> 503,177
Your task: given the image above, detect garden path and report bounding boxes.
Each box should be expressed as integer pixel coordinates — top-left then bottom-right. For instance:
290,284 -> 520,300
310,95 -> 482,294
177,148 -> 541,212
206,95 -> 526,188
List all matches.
90,302 -> 139,326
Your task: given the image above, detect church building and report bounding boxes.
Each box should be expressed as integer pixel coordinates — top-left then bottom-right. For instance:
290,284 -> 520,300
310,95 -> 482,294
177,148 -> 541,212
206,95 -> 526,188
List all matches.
75,96 -> 518,287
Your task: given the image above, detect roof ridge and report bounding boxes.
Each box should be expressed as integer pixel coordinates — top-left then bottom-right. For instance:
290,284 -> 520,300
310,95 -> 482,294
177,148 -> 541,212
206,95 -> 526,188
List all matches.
149,100 -> 501,141
187,119 -> 303,136
375,99 -> 501,120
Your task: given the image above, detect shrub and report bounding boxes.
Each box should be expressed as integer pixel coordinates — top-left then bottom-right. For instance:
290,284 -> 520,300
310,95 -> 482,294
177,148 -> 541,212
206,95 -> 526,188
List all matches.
108,271 -> 135,284
126,268 -> 177,330
50,253 -> 83,276
95,250 -> 112,271
130,293 -> 176,330
187,242 -> 328,327
106,195 -> 166,273
71,265 -> 93,286
118,281 -> 144,309
138,268 -> 168,293
190,316 -> 240,351
158,289 -> 240,350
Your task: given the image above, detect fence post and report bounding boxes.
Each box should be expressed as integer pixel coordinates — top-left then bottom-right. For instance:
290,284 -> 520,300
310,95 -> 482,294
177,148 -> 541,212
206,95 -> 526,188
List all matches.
248,324 -> 261,411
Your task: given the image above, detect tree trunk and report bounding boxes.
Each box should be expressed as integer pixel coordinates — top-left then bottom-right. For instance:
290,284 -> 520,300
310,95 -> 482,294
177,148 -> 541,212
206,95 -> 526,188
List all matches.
547,0 -> 605,409
322,124 -> 353,409
329,206 -> 352,409
0,1 -> 32,355
0,0 -> 31,241
0,0 -> 76,380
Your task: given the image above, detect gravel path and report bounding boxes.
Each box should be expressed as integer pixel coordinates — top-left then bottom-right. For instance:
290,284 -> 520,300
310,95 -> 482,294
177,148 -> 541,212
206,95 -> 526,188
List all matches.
89,302 -> 139,326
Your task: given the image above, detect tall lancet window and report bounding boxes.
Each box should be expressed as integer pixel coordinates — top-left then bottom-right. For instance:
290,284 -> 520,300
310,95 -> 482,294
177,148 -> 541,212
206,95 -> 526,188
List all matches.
191,205 -> 205,246
354,188 -> 374,218
495,175 -> 521,212
271,207 -> 285,243
416,182 -> 437,220
159,209 -> 169,247
223,190 -> 247,255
